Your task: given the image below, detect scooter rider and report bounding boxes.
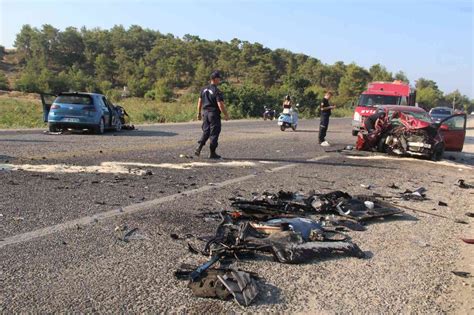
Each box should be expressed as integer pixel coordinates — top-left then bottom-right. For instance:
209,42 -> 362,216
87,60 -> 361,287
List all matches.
282,95 -> 292,112
194,71 -> 229,159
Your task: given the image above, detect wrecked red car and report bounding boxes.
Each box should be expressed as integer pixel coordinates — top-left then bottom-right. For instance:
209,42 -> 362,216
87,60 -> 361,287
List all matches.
356,105 -> 467,160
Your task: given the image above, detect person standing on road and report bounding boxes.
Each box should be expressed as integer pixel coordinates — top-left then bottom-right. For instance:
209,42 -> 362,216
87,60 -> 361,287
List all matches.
194,71 -> 230,159
319,91 -> 335,146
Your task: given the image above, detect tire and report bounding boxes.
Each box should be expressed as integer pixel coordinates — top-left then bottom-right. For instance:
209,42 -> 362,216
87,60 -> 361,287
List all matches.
114,119 -> 122,132
48,124 -> 59,132
431,143 -> 445,161
280,125 -> 286,131
352,130 -> 359,136
94,118 -> 105,135
292,125 -> 297,131
377,137 -> 387,153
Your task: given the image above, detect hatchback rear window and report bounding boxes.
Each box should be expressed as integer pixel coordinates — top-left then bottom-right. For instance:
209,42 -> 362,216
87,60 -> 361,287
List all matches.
55,95 -> 93,105
431,108 -> 452,115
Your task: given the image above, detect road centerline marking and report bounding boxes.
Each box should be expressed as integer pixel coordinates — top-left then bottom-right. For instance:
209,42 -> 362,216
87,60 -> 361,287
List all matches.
0,155 -> 329,249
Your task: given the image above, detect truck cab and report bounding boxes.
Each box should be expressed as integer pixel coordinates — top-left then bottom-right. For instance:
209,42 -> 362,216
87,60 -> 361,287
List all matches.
352,81 -> 416,136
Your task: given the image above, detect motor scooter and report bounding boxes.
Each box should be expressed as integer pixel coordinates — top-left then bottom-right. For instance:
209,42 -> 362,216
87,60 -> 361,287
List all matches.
263,106 -> 276,120
278,105 -> 298,131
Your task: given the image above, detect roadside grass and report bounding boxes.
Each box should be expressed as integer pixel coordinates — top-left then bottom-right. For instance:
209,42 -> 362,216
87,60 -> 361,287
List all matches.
332,107 -> 354,118
119,98 -> 196,124
0,94 -> 353,129
0,96 -> 44,128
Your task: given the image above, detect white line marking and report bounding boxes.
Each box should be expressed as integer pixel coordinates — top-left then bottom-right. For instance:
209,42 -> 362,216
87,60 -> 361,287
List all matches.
1,161 -> 259,175
0,155 -> 329,248
344,154 -> 473,170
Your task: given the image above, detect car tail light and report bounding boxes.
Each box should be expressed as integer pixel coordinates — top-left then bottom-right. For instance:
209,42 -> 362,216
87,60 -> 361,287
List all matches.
51,104 -> 59,109
83,106 -> 97,112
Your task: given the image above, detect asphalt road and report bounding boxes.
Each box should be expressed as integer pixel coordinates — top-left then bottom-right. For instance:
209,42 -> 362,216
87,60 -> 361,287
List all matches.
1,118 -> 473,313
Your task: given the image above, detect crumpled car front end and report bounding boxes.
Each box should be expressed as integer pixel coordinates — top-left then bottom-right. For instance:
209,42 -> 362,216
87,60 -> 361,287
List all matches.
357,111 -> 445,160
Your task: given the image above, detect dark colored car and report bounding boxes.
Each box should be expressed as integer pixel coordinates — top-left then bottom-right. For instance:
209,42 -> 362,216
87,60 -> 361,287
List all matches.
429,107 -> 454,123
356,105 -> 467,160
41,92 -> 122,134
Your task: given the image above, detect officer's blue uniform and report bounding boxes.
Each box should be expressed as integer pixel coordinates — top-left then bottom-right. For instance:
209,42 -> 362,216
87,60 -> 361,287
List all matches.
319,97 -> 332,143
198,84 -> 224,152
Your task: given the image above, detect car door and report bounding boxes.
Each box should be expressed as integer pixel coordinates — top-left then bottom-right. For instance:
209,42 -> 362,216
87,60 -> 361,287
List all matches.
40,93 -> 57,122
439,114 -> 467,151
100,96 -> 112,127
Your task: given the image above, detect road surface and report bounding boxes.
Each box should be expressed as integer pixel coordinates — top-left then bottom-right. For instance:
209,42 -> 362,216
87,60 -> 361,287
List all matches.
1,118 -> 473,313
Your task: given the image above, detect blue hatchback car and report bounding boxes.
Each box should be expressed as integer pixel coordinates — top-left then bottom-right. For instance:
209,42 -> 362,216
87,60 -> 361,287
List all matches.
41,92 -> 122,134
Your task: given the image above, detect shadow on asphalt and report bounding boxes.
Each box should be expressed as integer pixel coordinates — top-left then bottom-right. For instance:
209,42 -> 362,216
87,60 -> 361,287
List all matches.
225,157 -> 396,170
364,212 -> 419,226
112,130 -> 178,137
43,129 -> 179,137
0,139 -> 55,143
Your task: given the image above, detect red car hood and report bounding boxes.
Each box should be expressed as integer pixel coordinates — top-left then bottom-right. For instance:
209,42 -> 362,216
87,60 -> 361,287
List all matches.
397,112 -> 433,130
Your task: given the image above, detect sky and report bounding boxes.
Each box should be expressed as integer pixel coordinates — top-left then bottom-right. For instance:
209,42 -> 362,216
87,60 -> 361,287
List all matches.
0,0 -> 473,97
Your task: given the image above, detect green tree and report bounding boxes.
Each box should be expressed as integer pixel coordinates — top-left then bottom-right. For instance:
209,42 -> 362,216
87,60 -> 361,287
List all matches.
369,64 -> 393,81
0,71 -> 9,90
337,64 -> 371,105
394,71 -> 409,82
417,86 -> 443,109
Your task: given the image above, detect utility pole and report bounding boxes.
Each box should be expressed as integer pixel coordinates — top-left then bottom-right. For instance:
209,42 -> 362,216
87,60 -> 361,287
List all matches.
452,94 -> 456,110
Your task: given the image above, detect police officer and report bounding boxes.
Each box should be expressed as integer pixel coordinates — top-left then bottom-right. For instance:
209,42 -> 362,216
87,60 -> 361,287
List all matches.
319,91 -> 335,146
194,71 -> 229,159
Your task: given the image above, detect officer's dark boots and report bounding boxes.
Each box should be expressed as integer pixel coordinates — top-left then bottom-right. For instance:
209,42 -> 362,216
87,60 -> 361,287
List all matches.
209,149 -> 221,159
194,144 -> 204,157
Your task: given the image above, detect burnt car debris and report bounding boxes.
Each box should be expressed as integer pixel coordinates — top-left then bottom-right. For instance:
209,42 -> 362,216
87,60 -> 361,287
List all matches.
176,190 -> 405,306
355,105 -> 467,160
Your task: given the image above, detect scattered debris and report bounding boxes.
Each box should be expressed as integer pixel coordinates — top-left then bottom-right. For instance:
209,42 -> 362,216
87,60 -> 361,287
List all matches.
438,201 -> 448,207
13,216 -> 25,221
145,170 -> 153,176
175,266 -> 259,306
179,154 -> 193,159
456,179 -> 474,189
454,219 -> 469,225
461,238 -> 474,244
388,183 -> 400,189
118,227 -> 149,242
360,184 -> 373,190
452,271 -> 471,278
465,212 -> 474,218
401,187 -> 427,201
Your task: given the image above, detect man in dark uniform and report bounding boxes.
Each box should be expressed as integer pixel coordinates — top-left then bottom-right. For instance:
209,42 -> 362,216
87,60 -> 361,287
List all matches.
364,109 -> 387,132
194,71 -> 229,159
319,91 -> 335,146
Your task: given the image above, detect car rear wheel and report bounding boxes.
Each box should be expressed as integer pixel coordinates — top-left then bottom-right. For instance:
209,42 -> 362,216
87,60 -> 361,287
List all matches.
48,124 -> 59,132
114,119 -> 122,132
94,118 -> 105,135
280,125 -> 285,131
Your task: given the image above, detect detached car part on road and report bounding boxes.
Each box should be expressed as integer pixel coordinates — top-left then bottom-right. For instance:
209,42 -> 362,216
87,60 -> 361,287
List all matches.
41,92 -> 133,134
355,105 -> 467,160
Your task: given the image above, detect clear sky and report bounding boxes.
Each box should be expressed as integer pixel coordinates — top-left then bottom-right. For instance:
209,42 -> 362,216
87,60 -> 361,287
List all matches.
1,0 -> 473,97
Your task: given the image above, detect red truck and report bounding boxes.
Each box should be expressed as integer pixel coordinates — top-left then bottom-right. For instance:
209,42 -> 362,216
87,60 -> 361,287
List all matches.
351,80 -> 416,136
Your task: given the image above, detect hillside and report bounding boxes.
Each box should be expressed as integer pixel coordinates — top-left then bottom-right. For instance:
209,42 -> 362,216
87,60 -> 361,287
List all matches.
0,24 -> 473,120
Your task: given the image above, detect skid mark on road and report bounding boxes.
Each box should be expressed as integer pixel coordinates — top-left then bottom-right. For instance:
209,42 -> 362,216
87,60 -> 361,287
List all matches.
0,155 -> 329,248
344,154 -> 473,170
0,161 -> 266,175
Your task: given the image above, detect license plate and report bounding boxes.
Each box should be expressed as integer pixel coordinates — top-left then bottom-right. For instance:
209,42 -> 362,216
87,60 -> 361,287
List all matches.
63,118 -> 80,122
